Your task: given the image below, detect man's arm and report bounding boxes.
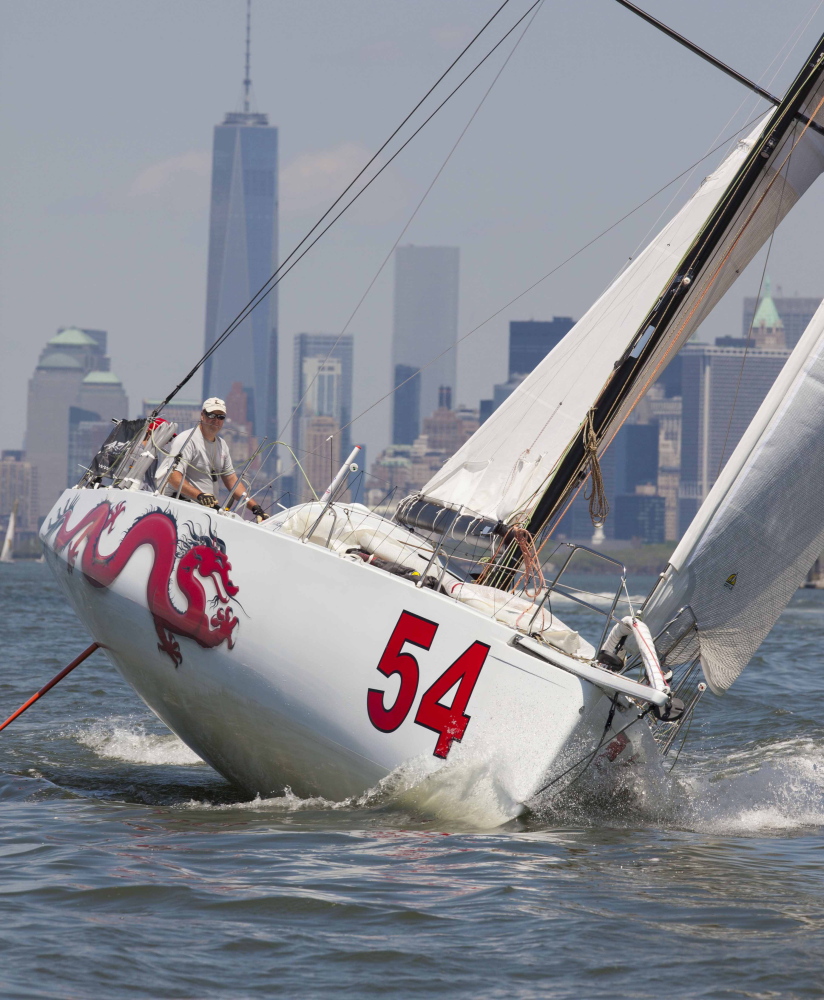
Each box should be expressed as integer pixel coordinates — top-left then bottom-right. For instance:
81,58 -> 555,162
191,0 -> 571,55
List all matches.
167,470 -> 212,503
222,473 -> 268,519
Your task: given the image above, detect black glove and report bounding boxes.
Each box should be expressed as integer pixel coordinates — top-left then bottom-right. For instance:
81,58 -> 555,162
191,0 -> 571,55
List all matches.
196,493 -> 219,508
250,503 -> 269,522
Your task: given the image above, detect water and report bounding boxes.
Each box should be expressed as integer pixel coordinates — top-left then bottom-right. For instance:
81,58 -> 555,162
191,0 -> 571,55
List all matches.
1,562 -> 823,998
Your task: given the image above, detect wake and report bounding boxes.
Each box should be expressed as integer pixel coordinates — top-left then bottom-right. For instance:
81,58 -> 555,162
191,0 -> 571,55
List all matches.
72,718 -> 824,834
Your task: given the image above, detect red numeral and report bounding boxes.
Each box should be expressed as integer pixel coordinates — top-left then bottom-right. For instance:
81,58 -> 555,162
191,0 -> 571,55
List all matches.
414,642 -> 489,758
367,611 -> 438,732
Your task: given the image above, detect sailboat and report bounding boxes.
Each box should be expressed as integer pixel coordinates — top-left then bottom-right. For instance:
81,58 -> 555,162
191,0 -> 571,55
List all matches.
0,500 -> 16,564
36,16 -> 824,823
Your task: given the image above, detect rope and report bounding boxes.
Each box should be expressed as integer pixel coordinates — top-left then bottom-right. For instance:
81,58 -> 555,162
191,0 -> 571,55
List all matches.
510,526 -> 544,598
583,409 -> 610,527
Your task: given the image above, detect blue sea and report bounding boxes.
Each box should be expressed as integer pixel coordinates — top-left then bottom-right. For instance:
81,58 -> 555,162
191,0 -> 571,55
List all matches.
1,561 -> 822,999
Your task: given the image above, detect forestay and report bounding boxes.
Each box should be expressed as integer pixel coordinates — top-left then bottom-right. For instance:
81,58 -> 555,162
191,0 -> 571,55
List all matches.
643,300 -> 824,694
420,51 -> 824,526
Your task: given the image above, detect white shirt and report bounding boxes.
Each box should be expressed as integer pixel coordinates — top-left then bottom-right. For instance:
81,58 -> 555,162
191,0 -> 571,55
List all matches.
157,425 -> 234,497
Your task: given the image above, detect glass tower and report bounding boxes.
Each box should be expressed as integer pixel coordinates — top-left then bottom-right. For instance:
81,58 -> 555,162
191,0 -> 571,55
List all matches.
292,333 -> 354,464
202,69 -> 278,449
391,246 -> 459,442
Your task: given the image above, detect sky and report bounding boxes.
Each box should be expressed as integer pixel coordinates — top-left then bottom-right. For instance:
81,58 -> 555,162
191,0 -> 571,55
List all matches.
1,0 -> 823,463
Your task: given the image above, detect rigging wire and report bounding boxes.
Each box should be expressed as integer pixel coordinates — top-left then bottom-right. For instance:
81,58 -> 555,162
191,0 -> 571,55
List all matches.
599,87 -> 824,465
152,0 -> 540,418
336,114 -> 767,441
280,0 -> 547,447
529,706 -> 653,804
614,0 -> 823,268
714,165 -> 791,479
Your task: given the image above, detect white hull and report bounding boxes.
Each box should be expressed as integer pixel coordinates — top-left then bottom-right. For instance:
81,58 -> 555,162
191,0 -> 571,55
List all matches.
40,487 -> 649,821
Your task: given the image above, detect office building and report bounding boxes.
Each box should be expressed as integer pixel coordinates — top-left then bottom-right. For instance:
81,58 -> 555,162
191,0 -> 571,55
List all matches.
508,318 -> 574,378
202,19 -> 278,452
0,451 -> 39,537
614,490 -> 667,544
613,424 -> 659,496
292,333 -> 353,468
421,389 -> 477,455
391,246 -> 459,442
142,399 -> 201,430
300,415 -> 340,499
742,279 -> 821,350
25,327 -> 127,518
679,344 -> 789,535
392,365 -> 421,445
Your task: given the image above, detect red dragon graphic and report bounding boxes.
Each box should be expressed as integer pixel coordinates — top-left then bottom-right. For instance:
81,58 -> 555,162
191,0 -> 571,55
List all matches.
44,499 -> 240,666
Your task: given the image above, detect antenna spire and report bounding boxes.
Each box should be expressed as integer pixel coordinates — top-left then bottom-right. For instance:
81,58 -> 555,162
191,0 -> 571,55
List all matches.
243,0 -> 252,114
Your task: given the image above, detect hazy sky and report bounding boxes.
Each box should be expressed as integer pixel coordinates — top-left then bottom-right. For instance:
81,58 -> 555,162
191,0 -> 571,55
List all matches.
2,0 -> 823,462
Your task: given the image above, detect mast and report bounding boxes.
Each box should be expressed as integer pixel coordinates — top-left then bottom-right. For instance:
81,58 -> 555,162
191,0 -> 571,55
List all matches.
612,0 -> 824,137
243,0 -> 252,114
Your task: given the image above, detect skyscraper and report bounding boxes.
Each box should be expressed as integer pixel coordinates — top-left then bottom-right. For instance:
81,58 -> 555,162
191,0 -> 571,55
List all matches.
391,246 -> 459,442
508,318 -> 575,378
25,327 -> 127,518
679,344 -> 789,535
202,6 -> 278,452
742,279 -> 821,350
292,333 -> 354,478
392,365 -> 421,445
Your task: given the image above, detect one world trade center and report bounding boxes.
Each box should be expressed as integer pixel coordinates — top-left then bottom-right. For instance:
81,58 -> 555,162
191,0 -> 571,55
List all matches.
203,7 -> 278,452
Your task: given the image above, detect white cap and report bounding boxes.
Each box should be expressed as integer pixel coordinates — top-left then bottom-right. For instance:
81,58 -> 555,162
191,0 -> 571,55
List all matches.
201,397 -> 227,414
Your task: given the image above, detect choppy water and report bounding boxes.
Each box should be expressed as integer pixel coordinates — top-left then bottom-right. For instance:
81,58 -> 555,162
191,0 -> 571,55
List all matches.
1,562 -> 822,998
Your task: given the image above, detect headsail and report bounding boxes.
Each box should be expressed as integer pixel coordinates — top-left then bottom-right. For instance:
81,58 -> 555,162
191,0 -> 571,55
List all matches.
408,33 -> 824,534
643,298 -> 824,694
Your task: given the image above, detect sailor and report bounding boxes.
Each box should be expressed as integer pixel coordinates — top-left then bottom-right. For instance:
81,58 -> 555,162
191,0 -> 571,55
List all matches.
157,397 -> 268,521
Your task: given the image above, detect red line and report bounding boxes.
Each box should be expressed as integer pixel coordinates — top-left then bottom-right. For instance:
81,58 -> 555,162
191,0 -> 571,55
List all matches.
0,643 -> 101,732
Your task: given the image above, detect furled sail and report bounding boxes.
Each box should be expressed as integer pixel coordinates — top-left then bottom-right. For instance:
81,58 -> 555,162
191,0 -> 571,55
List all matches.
643,299 -> 824,694
411,34 -> 824,531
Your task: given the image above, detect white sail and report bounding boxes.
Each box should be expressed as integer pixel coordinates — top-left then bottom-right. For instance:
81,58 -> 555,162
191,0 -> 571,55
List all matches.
643,299 -> 824,694
0,500 -> 16,563
421,90 -> 824,525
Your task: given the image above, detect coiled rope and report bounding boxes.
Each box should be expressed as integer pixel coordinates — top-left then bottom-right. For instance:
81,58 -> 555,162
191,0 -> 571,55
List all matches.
583,409 -> 610,527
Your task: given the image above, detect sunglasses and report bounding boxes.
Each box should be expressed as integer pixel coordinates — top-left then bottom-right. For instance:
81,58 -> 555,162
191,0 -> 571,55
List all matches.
204,412 -> 226,420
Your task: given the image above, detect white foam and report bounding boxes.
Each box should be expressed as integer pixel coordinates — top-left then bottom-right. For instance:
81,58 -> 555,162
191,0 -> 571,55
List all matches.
76,717 -> 204,766
180,786 -> 357,813
179,754 -> 523,828
678,739 -> 824,834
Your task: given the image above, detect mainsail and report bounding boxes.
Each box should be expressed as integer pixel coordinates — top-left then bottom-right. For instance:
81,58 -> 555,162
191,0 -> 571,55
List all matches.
408,33 -> 824,534
643,298 -> 824,694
